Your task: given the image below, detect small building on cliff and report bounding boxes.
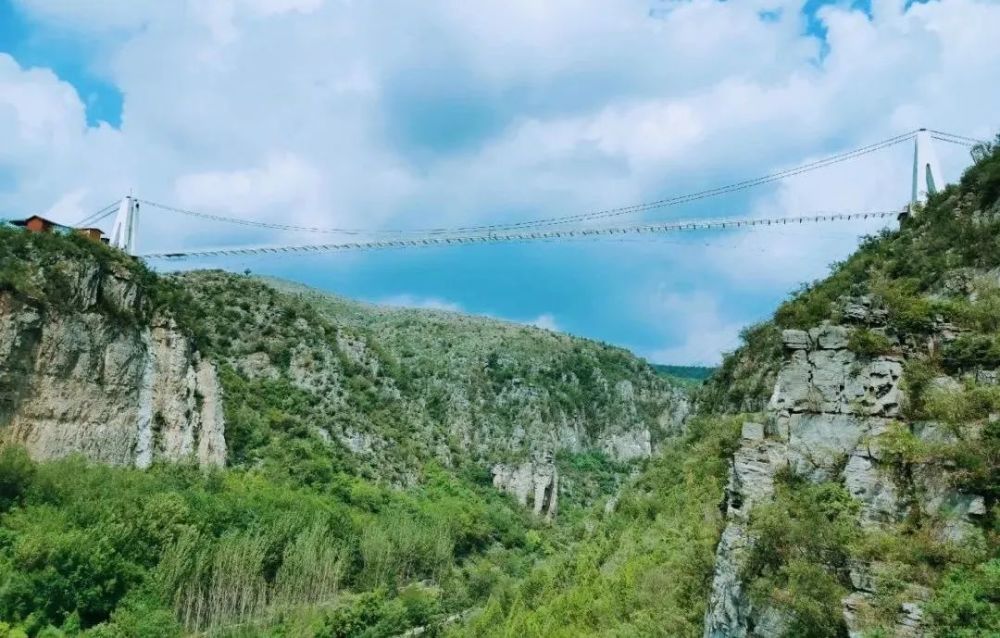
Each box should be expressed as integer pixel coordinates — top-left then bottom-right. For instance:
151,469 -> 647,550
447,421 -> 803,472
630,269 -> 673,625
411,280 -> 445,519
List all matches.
8,215 -> 71,234
5,215 -> 106,243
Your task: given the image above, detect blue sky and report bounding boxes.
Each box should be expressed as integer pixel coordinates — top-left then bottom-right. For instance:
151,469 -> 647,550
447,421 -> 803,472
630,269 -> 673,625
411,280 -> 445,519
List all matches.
0,2 -> 121,126
1,0 -> 997,364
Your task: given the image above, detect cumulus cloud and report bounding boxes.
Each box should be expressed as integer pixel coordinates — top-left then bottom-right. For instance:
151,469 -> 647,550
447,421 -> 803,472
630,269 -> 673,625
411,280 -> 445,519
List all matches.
645,291 -> 745,365
4,1 -> 998,239
2,0 -> 999,363
174,153 -> 324,218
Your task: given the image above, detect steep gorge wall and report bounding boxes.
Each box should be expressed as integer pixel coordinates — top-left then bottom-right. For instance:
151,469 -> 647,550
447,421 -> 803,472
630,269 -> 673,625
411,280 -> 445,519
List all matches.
0,259 -> 224,467
703,320 -> 989,638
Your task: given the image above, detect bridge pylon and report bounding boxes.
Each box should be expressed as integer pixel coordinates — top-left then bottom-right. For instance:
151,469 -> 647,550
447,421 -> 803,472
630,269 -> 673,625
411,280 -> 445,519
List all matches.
911,128 -> 943,210
109,196 -> 139,255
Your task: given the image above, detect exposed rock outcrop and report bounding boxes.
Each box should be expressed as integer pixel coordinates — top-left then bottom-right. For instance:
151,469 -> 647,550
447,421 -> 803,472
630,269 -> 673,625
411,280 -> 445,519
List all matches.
704,420 -> 786,638
0,262 -> 225,467
492,451 -> 559,519
703,323 -> 987,637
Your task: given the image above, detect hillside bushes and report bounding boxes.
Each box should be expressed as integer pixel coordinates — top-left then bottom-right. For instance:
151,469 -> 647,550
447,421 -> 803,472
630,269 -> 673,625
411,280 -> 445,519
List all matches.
698,323 -> 783,413
454,415 -> 742,638
744,474 -> 860,637
925,559 -> 1000,636
0,451 -> 543,637
846,328 -> 893,359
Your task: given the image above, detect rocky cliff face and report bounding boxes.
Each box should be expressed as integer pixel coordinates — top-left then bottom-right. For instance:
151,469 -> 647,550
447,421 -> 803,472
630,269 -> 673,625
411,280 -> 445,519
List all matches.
0,248 -> 225,467
699,147 -> 1000,637
492,451 -> 559,520
704,320 -> 990,637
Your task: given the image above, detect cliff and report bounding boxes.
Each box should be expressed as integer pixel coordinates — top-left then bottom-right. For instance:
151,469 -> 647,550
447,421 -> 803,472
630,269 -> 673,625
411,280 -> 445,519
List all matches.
0,231 -> 225,467
456,138 -> 1000,638
172,271 -> 688,505
701,139 -> 1000,637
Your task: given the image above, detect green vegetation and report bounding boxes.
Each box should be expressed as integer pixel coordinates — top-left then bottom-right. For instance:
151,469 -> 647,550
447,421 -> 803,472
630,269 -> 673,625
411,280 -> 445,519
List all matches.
0,449 -> 544,637
738,458 -> 997,637
703,135 -> 1000,637
846,328 -> 893,359
650,364 -> 716,388
451,416 -> 742,638
0,227 -> 149,319
3,136 -> 1000,637
925,559 -> 1000,637
172,272 -> 682,484
554,450 -> 634,515
698,322 -> 783,413
0,229 -> 686,636
772,135 -> 1000,338
744,473 -> 861,637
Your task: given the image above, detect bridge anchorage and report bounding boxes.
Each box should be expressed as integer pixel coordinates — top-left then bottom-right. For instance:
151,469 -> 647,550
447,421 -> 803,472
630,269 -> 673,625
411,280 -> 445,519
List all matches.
86,128 -> 981,258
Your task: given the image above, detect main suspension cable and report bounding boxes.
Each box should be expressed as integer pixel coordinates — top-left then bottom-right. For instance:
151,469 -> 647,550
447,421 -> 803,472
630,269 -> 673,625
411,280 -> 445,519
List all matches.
140,130 -> 918,238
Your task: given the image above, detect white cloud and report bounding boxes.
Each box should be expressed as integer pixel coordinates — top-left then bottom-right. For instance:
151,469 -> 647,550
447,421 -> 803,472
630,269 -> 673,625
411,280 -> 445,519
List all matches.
3,0 -> 997,243
375,294 -> 464,313
175,153 -> 324,218
526,313 -> 560,332
645,291 -> 744,365
2,0 -> 1000,357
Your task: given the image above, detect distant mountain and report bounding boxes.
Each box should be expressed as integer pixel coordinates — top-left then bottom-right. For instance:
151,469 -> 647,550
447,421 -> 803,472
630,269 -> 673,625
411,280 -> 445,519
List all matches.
650,363 -> 716,384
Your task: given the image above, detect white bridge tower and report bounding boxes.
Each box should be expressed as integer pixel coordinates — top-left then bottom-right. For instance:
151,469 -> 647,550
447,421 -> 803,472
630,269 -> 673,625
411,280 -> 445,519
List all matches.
911,128 -> 944,209
109,196 -> 139,255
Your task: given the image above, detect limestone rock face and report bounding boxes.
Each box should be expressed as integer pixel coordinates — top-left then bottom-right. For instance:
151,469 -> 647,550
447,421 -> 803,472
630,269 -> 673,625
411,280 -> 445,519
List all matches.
704,422 -> 788,638
703,322 -> 987,637
771,326 -> 903,418
0,269 -> 225,468
491,452 -> 558,519
704,524 -> 753,638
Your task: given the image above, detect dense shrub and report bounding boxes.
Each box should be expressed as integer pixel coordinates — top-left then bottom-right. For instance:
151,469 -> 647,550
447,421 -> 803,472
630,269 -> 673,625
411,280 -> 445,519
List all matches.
699,323 -> 783,413
926,559 -> 1000,637
941,334 -> 1000,373
744,476 -> 860,637
0,446 -> 35,512
0,451 -> 542,636
847,328 -> 892,359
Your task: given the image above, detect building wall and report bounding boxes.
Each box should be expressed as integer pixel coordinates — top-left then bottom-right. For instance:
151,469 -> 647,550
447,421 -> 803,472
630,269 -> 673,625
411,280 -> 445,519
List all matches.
25,218 -> 49,233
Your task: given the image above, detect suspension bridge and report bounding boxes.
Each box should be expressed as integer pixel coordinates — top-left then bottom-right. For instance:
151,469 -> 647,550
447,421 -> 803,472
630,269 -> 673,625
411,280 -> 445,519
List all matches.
70,128 -> 986,261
